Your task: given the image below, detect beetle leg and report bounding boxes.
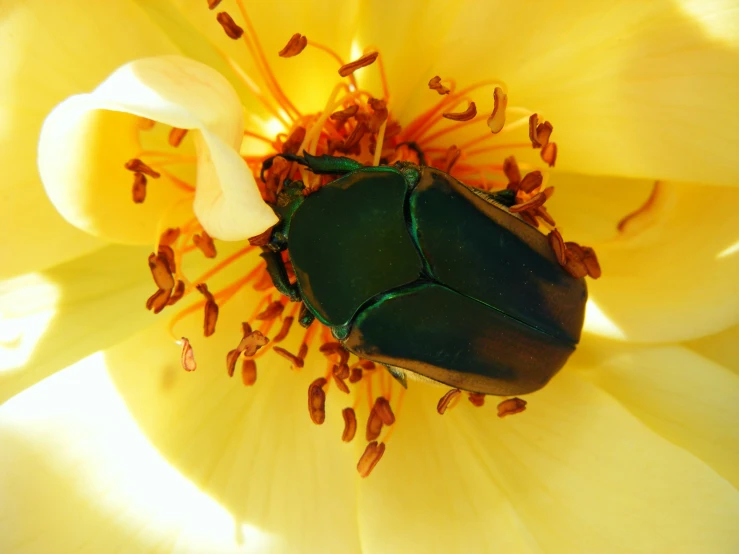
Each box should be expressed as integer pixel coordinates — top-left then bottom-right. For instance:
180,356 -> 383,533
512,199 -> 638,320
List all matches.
260,249 -> 301,302
298,303 -> 315,328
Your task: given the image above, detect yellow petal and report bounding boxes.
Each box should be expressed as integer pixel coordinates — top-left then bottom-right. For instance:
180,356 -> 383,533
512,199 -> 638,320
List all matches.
584,181 -> 739,342
686,322 -> 739,376
39,56 -> 277,243
0,0 -> 184,276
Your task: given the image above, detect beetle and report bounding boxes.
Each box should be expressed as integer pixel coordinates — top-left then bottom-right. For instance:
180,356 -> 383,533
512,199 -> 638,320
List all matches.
258,152 -> 587,396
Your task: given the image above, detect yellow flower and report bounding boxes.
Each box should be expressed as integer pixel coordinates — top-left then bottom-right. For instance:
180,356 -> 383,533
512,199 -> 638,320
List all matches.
2,0 -> 739,552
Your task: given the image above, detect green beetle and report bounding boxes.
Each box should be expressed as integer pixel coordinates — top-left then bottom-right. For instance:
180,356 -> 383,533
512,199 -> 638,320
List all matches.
259,153 -> 587,396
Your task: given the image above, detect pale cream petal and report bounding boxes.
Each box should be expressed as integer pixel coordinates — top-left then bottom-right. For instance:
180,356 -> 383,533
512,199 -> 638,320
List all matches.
571,337 -> 739,488
391,371 -> 739,553
39,56 -> 277,243
584,180 -> 739,342
686,322 -> 739,376
0,0 -> 183,277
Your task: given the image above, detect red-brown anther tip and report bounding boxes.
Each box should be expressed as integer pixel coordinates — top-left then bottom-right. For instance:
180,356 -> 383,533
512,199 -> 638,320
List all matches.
167,280 -> 186,306
247,227 -> 273,247
581,246 -> 602,279
226,348 -> 240,377
238,330 -> 269,357
272,316 -> 294,343
273,346 -> 304,369
308,378 -> 327,425
181,338 -> 197,371
536,206 -> 556,227
509,187 -> 553,214
548,229 -> 567,266
278,33 -> 308,57
437,388 -> 461,415
132,173 -> 147,203
157,245 -> 176,274
168,127 -> 188,148
159,227 -> 181,247
342,408 -> 357,442
541,142 -> 557,167
330,104 -> 359,122
349,367 -> 363,383
334,363 -> 350,379
255,301 -> 285,321
148,253 -> 175,291
216,12 -> 244,40
207,0 -> 222,9
368,98 -> 389,133
281,126 -> 306,155
137,117 -> 156,130
242,359 -> 257,386
338,51 -> 379,77
528,114 -> 541,148
443,145 -> 462,173
503,156 -> 521,187
518,170 -> 543,193
124,158 -> 160,178
193,232 -> 217,259
357,441 -> 386,478
333,373 -> 350,394
468,393 -> 486,407
535,121 -> 553,147
146,288 -> 172,314
497,397 -> 527,418
359,360 -> 375,370
442,102 -> 477,122
428,75 -> 451,95
374,397 -> 396,426
366,408 -> 384,441
203,300 -> 219,337
487,87 -> 507,133
196,283 -> 214,301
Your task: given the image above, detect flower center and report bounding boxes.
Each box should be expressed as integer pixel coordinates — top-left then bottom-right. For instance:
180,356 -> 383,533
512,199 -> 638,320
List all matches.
122,0 -> 601,477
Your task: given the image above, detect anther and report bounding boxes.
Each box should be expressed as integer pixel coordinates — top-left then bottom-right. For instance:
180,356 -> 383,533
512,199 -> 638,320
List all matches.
193,231 -> 217,258
278,33 -> 308,58
443,145 -> 462,173
581,246 -> 602,279
535,121 -> 553,147
341,408 -> 357,442
442,102 -> 477,122
256,301 -> 284,321
319,342 -> 350,365
528,114 -> 541,147
132,173 -> 147,203
548,229 -> 567,266
518,171 -> 543,193
357,441 -> 386,478
159,227 -> 181,246
226,348 -> 241,377
359,360 -> 375,370
541,142 -> 557,167
146,288 -> 172,314
242,359 -> 257,386
497,397 -> 527,418
157,244 -> 176,274
274,346 -> 305,368
168,127 -> 188,147
282,126 -> 306,154
148,253 -> 175,291
333,373 -> 350,394
373,397 -> 396,425
272,316 -> 294,343
368,98 -> 389,133
338,51 -> 379,77
340,121 -> 367,153
334,363 -> 350,379
297,343 -> 308,361
248,227 -> 273,247
428,75 -> 450,95
216,12 -> 244,40
366,408 -> 384,441
124,158 -> 160,178
196,283 -> 219,337
468,393 -> 485,407
207,0 -> 222,9
330,105 -> 359,122
437,388 -> 461,415
168,280 -> 186,305
487,87 -> 507,133
536,206 -> 556,227
503,156 -> 521,187
180,338 -> 197,371
308,377 -> 327,424
238,330 -> 269,356
349,367 -> 363,383
509,187 -> 554,213
137,117 -> 156,130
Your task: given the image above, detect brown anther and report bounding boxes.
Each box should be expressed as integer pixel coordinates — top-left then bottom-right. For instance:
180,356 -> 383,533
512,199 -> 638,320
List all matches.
497,397 -> 527,418
442,102 -> 477,122
203,300 -> 219,337
247,227 -> 273,246
340,121 -> 367,152
278,33 -> 308,57
242,322 -> 253,336
167,280 -> 186,306
282,126 -> 306,154
509,187 -> 554,214
216,12 -> 244,39
503,156 -> 521,187
373,397 -> 396,426
180,338 -> 197,371
535,206 -> 556,227
132,173 -> 147,203
437,388 -> 461,415
255,301 -> 284,321
333,373 -> 350,394
242,359 -> 257,386
366,408 -> 384,441
226,348 -> 240,377
428,75 -> 451,95
349,367 -> 363,383
548,229 -> 567,266
238,330 -> 269,357
541,142 -> 557,167
308,378 -> 327,424
196,283 -> 214,302
562,242 -> 589,279
146,288 -> 172,314
157,244 -> 176,274
536,121 -> 553,147
581,246 -> 602,279
137,117 -> 156,130
330,104 -> 359,122
193,231 -> 217,258
443,145 -> 462,173
159,227 -> 181,246
124,158 -> 160,178
520,211 -> 540,228
359,360 -> 375,370
297,343 -> 308,360
339,51 -> 379,77
334,363 -> 350,379
168,127 -> 188,147
487,87 -> 507,133
148,253 -> 175,291
519,170 -> 544,194
272,316 -> 294,343
357,441 -> 386,478
274,346 -> 304,369
319,342 -> 350,365
368,98 -> 389,133
468,393 -> 486,407
207,0 -> 222,9
341,408 -> 357,442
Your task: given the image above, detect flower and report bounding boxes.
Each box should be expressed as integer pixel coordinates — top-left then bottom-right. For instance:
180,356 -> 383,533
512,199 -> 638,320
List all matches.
2,0 -> 739,552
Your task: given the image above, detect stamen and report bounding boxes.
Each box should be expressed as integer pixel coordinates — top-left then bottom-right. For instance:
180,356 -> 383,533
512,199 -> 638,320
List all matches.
357,441 -> 386,478
308,377 -> 327,424
242,359 -> 257,386
437,388 -> 461,415
196,283 -> 219,337
168,128 -> 188,148
366,408 -> 383,441
428,75 -> 451,95
332,373 -> 350,394
509,187 -> 554,213
487,87 -> 507,134
146,288 -> 172,314
338,51 -> 379,77
330,105 -> 359,121
341,407 -> 357,442
503,156 -> 521,186
349,367 -> 363,383
548,229 -> 567,265
273,346 -> 305,369
373,397 -> 396,425
497,397 -> 527,418
517,170 -> 543,193
148,253 -> 175,290
541,142 -> 557,167
442,102 -> 477,122
125,158 -> 160,178
468,393 -> 486,407
159,227 -> 181,246
192,231 -> 217,258
137,117 -> 156,130
180,338 -> 197,371
581,246 -> 602,279
536,121 -> 553,147
216,12 -> 245,40
272,316 -> 294,343
132,172 -> 147,204
278,33 -> 308,58
157,245 -> 176,274
255,300 -> 284,321
168,280 -> 186,306
207,0 -> 222,9
368,98 -> 389,133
